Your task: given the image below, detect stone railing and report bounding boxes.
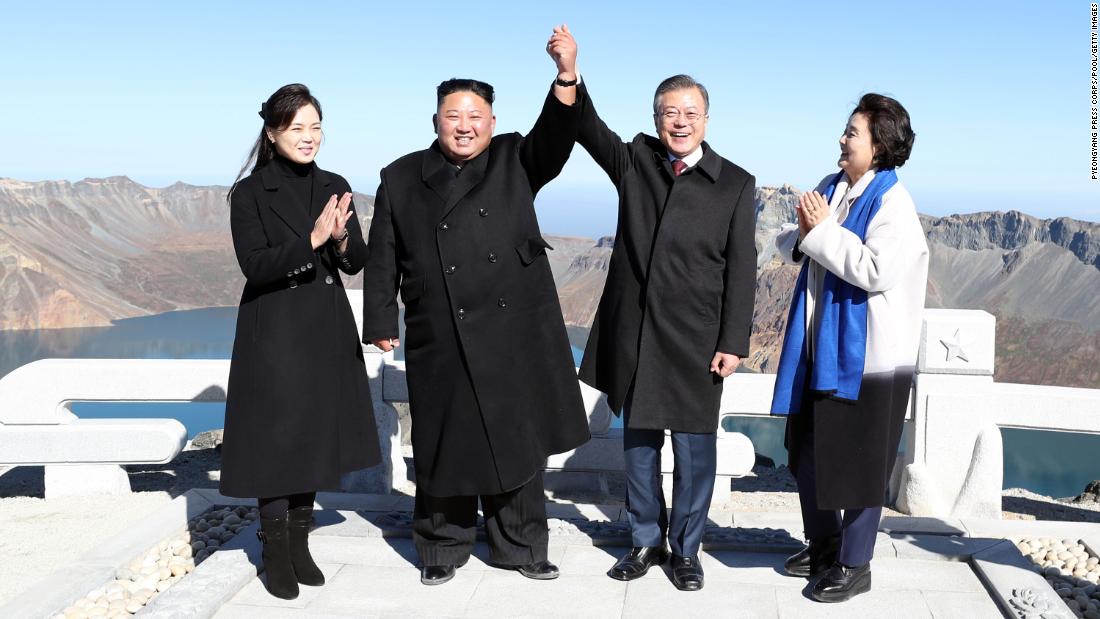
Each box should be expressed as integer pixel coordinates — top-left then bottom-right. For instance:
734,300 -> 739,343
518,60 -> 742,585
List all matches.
712,308 -> 1100,520
2,289 -> 1097,517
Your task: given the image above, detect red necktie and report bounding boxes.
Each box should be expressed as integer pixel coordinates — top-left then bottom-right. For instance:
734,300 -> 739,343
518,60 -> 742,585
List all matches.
672,159 -> 687,177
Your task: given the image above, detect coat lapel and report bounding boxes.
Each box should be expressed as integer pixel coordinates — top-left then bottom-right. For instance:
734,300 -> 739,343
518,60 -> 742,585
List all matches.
438,145 -> 489,222
259,164 -> 312,236
310,165 -> 334,218
421,143 -> 457,205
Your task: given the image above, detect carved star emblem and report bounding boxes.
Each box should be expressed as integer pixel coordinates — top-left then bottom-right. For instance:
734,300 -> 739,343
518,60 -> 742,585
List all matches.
940,329 -> 970,363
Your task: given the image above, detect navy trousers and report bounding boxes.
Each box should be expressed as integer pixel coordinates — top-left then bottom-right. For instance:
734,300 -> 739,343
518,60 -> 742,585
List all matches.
623,395 -> 717,558
792,411 -> 881,567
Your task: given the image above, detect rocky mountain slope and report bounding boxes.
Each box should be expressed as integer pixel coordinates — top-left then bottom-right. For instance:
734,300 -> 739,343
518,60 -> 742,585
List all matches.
1,176 -> 1095,388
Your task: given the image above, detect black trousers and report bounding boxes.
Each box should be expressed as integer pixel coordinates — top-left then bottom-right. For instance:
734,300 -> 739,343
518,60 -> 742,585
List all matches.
791,405 -> 881,567
413,472 -> 548,567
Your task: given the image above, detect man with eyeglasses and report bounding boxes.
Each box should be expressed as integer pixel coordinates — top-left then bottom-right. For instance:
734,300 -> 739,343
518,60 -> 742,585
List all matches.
575,74 -> 757,591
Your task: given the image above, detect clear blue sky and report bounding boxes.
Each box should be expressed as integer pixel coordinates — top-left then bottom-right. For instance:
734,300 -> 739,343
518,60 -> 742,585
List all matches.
3,1 -> 1097,236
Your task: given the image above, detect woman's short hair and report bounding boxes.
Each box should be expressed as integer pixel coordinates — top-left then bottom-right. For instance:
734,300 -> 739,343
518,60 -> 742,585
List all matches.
436,78 -> 495,107
853,93 -> 915,169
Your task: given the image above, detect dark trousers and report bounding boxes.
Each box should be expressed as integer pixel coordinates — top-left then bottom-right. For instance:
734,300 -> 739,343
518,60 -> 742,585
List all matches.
792,412 -> 881,567
623,396 -> 717,558
413,472 -> 548,567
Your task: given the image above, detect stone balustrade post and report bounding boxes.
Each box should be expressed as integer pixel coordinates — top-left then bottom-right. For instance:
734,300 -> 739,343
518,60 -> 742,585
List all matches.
895,309 -> 1003,519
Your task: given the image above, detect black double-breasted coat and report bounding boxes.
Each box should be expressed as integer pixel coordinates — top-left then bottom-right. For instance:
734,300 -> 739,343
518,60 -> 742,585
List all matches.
220,161 -> 381,498
576,82 -> 758,433
361,88 -> 590,497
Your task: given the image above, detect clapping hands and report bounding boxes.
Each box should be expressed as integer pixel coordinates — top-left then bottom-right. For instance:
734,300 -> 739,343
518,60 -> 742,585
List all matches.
797,191 -> 830,237
311,192 -> 355,250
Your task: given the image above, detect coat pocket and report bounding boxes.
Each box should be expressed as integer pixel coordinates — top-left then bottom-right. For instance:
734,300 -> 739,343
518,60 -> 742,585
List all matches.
399,275 -> 425,305
515,236 -> 554,266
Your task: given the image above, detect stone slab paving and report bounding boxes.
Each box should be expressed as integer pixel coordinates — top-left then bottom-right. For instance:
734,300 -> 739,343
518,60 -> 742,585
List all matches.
215,513 -> 1015,618
14,493 -> 1100,617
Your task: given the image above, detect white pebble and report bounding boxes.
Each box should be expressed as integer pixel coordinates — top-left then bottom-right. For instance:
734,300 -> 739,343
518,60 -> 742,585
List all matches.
173,544 -> 193,558
170,563 -> 187,577
124,601 -> 143,614
156,580 -> 172,593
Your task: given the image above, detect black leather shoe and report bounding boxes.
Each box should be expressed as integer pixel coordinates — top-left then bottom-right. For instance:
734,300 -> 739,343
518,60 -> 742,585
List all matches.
515,560 -> 560,580
420,565 -> 456,586
608,546 -> 669,581
784,534 -> 840,578
670,555 -> 704,591
811,562 -> 871,603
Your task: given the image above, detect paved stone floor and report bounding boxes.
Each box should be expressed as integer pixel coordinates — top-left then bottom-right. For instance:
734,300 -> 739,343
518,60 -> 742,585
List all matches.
214,509 -> 1009,618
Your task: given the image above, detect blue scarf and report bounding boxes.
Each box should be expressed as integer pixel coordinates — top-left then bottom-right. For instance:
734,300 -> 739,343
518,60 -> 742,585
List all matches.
770,168 -> 897,415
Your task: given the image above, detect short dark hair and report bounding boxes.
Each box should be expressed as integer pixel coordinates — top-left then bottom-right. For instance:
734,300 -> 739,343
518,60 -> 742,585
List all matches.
852,93 -> 915,169
653,74 -> 709,115
436,78 -> 495,107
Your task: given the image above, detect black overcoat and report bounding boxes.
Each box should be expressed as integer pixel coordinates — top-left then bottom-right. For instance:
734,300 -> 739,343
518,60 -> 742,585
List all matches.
220,162 -> 381,498
576,82 -> 757,433
361,88 -> 590,497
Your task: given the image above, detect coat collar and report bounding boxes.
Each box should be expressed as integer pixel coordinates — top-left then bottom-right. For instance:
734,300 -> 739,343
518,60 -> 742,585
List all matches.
422,139 -> 489,222
648,137 -> 722,183
421,142 -> 458,203
257,160 -> 333,235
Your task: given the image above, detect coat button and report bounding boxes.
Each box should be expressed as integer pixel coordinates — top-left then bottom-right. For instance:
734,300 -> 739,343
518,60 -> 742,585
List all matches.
445,265 -> 457,274
286,271 -> 293,277
439,221 -> 449,230
497,298 -> 507,308
487,252 -> 497,263
479,208 -> 488,217
289,280 -> 298,289
293,268 -> 301,275
306,262 -> 313,269
457,308 -> 465,319
325,275 -> 334,285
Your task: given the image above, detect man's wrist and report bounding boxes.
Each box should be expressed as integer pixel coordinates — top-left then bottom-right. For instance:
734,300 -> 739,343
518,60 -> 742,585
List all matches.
555,70 -> 578,85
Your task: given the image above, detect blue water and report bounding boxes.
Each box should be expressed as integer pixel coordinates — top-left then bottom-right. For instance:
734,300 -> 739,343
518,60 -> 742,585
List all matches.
2,308 -> 1097,498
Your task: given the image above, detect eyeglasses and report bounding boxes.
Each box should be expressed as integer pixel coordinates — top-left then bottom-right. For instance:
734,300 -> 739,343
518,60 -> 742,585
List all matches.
657,109 -> 706,124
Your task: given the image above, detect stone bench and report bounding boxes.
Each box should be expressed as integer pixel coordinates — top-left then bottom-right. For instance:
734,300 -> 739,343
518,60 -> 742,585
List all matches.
0,358 -> 226,497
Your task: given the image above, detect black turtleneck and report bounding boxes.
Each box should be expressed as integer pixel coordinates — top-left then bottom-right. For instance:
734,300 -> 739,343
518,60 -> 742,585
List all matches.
270,153 -> 315,215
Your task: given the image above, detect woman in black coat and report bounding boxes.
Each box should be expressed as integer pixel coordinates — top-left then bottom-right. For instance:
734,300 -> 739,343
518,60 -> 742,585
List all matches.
220,84 -> 381,600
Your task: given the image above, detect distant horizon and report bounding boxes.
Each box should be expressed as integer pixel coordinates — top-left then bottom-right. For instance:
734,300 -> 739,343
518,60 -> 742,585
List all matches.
2,171 -> 1095,240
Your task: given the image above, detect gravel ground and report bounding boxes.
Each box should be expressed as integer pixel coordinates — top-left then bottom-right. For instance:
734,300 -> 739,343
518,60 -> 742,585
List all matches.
2,443 -> 1097,607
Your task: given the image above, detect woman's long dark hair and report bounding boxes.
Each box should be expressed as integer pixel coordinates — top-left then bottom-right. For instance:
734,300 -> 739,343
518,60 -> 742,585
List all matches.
227,83 -> 323,201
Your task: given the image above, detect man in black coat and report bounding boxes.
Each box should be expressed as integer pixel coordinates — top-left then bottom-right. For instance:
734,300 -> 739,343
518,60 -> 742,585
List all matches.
361,26 -> 590,586
576,74 -> 757,591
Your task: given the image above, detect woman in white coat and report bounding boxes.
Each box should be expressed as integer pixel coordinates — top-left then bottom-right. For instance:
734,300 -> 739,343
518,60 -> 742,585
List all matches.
771,93 -> 928,603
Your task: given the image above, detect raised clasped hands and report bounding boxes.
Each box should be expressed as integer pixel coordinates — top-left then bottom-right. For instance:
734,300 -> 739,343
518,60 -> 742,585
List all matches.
797,191 -> 830,237
546,24 -> 577,79
310,192 -> 355,250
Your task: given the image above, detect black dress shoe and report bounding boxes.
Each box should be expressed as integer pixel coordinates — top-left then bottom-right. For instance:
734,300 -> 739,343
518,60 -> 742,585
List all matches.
515,560 -> 560,580
784,534 -> 841,578
420,565 -> 456,586
608,546 -> 669,581
670,555 -> 704,591
811,562 -> 871,603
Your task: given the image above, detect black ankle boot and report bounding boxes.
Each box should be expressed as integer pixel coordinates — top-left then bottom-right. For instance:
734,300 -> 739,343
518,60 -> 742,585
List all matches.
287,506 -> 325,586
258,517 -> 299,599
